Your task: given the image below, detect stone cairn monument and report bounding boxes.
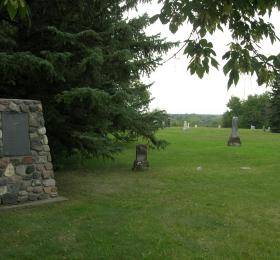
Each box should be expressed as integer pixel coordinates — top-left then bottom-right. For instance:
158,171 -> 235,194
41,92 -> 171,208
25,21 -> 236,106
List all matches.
0,99 -> 57,205
227,116 -> 241,146
132,144 -> 149,171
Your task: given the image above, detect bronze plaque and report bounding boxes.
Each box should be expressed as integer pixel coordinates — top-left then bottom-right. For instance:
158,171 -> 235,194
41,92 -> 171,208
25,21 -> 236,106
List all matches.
2,112 -> 31,156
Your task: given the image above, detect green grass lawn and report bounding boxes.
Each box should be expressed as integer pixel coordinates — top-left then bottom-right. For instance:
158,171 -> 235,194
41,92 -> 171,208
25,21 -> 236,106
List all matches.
1,127 -> 280,259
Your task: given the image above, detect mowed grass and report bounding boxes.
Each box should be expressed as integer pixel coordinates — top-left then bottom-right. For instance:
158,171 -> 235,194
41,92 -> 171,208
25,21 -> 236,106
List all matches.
1,127 -> 280,259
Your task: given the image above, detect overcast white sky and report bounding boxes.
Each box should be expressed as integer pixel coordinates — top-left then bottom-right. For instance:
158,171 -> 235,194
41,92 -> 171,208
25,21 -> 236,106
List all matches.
128,3 -> 280,114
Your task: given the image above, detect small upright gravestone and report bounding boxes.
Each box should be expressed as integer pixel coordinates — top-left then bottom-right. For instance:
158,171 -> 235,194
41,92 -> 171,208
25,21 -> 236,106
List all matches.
183,121 -> 188,131
132,144 -> 149,171
227,116 -> 241,146
0,99 -> 57,205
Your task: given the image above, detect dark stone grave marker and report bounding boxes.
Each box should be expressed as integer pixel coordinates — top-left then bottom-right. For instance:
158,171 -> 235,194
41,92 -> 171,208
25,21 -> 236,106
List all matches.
227,116 -> 241,146
132,144 -> 149,171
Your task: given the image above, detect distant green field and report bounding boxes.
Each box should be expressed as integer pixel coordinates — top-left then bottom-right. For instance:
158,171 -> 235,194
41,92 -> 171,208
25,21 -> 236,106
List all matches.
1,127 -> 280,259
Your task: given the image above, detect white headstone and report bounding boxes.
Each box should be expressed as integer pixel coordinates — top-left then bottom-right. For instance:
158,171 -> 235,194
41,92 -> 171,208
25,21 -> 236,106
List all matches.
195,124 -> 198,128
218,125 -> 221,128
250,125 -> 255,130
183,121 -> 188,131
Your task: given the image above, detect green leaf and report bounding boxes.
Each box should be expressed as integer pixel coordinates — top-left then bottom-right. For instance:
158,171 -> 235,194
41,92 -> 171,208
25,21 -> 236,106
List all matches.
7,0 -> 18,20
199,39 -> 208,47
222,51 -> 231,60
223,59 -> 234,75
233,70 -> 239,85
169,23 -> 178,34
150,14 -> 159,24
196,65 -> 205,79
227,71 -> 234,89
211,58 -> 219,70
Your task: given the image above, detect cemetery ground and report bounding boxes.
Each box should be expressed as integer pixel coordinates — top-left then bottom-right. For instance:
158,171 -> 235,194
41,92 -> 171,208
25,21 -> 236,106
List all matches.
1,127 -> 280,259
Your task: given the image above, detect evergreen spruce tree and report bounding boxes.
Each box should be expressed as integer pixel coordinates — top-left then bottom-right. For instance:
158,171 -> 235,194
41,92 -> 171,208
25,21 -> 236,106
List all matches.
0,0 -> 176,161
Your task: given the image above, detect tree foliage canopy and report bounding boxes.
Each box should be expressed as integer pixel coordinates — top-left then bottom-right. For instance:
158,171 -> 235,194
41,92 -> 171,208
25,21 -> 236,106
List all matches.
269,78 -> 280,132
151,0 -> 280,88
0,0 -> 176,162
0,0 -> 29,20
222,93 -> 271,128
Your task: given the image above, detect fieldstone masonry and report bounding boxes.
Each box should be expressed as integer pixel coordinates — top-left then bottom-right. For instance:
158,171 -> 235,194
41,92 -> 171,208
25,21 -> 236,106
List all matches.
0,99 -> 57,205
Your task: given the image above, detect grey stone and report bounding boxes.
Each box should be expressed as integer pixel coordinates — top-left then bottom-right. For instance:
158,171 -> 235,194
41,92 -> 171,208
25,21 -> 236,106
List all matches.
47,153 -> 52,162
31,179 -> 42,187
0,186 -> 7,195
31,144 -> 43,152
7,175 -> 21,184
0,178 -> 7,186
20,180 -> 31,190
30,132 -> 39,140
7,183 -> 20,193
20,103 -> 29,112
15,165 -> 26,176
26,165 -> 35,174
38,127 -> 46,135
36,164 -> 45,172
29,127 -> 37,133
0,104 -> 7,111
32,171 -> 41,179
38,151 -> 48,156
2,193 -> 18,205
17,196 -> 28,203
39,117 -> 45,126
38,156 -> 47,163
29,105 -> 38,112
0,130 -> 2,139
43,135 -> 48,145
26,186 -> 33,192
10,158 -> 21,166
29,113 -> 39,127
38,193 -> 49,200
18,190 -> 28,196
50,192 -> 58,198
9,102 -> 20,112
42,179 -> 56,187
43,186 -> 52,194
22,173 -> 33,180
42,170 -> 53,179
33,186 -> 43,193
28,193 -> 38,201
43,145 -> 50,152
45,163 -> 53,170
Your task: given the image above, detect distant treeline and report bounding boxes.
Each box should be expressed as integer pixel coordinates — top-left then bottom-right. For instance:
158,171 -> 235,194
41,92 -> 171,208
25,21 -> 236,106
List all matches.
222,93 -> 271,129
169,114 -> 222,127
168,82 -> 280,131
222,84 -> 280,132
